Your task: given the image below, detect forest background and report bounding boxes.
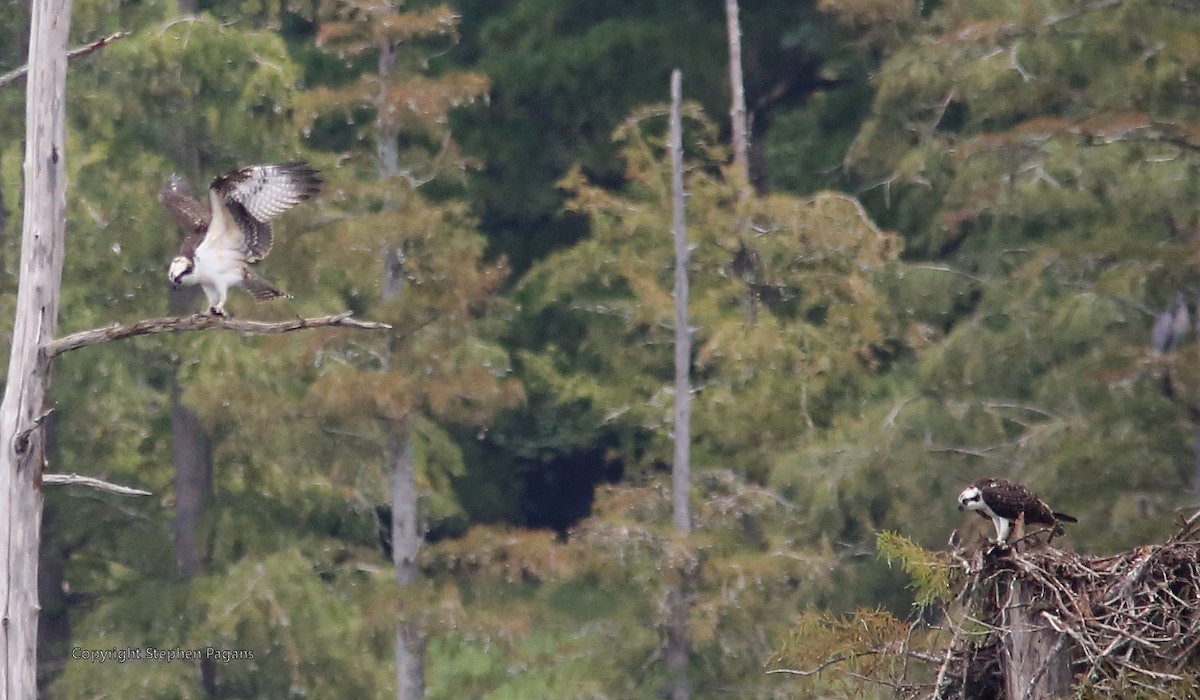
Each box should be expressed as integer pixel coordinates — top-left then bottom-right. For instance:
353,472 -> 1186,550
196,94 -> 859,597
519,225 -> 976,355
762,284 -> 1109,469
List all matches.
3,0 -> 1200,697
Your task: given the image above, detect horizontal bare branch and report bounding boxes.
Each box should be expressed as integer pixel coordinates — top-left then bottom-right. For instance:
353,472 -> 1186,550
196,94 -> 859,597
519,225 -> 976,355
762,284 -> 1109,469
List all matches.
46,311 -> 391,357
0,31 -> 129,89
42,472 -> 151,497
766,654 -> 852,677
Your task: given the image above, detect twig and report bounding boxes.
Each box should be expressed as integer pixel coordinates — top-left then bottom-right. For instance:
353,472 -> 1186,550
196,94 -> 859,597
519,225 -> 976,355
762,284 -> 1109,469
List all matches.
765,654 -> 850,677
0,31 -> 129,89
46,311 -> 391,357
1169,508 -> 1200,543
42,472 -> 151,497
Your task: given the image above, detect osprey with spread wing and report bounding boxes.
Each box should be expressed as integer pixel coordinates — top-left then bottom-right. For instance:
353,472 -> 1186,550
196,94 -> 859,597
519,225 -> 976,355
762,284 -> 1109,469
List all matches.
160,162 -> 322,316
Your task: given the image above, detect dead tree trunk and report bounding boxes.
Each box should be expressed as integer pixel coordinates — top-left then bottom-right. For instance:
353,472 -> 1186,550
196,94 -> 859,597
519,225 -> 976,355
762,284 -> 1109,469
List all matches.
670,68 -> 692,551
665,67 -> 693,700
0,150 -> 8,275
375,34 -> 425,698
1002,548 -> 1073,700
0,0 -> 72,694
389,427 -> 424,700
724,0 -> 749,191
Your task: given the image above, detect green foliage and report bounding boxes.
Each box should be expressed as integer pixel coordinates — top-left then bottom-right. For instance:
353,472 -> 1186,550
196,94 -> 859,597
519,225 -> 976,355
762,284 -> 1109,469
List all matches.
419,471 -> 840,698
876,530 -> 956,608
451,0 -> 864,271
497,111 -> 907,487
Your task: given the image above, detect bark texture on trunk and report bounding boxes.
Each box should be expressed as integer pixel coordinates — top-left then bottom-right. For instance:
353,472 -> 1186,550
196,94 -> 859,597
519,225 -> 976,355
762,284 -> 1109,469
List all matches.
390,429 -> 424,700
1,0 -> 71,693
670,69 -> 691,539
1003,565 -> 1073,699
665,579 -> 692,700
724,0 -> 749,188
0,150 -> 7,276
665,68 -> 692,700
377,39 -> 400,183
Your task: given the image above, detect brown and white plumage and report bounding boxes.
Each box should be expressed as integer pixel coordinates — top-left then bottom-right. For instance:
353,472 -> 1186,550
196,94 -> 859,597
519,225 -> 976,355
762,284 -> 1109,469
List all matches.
161,162 -> 321,315
957,477 -> 1077,544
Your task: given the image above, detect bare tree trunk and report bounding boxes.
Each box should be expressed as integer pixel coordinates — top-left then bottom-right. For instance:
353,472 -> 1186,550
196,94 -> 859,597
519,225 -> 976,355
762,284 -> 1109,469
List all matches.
376,38 -> 409,302
1003,562 -> 1073,699
724,0 -> 749,191
377,40 -> 400,184
376,32 -> 423,697
389,428 -> 424,700
670,70 -> 691,539
0,149 -> 8,275
672,72 -> 691,537
0,0 -> 71,693
171,382 -> 212,579
665,67 -> 692,700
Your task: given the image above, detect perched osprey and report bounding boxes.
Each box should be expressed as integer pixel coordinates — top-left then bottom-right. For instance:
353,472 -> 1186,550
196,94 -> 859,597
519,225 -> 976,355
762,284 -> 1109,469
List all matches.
159,162 -> 322,316
957,478 -> 1077,544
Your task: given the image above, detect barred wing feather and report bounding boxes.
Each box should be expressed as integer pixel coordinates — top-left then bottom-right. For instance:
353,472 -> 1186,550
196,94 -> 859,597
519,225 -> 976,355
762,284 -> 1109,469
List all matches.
208,162 -> 322,261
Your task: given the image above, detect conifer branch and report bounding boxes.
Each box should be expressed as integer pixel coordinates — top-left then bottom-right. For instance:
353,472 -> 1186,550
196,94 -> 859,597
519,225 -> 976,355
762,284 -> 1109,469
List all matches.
0,31 -> 129,89
42,472 -> 152,497
45,312 -> 391,357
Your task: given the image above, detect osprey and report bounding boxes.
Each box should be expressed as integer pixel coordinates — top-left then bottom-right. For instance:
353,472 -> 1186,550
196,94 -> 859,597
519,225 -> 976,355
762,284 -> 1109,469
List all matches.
957,477 -> 1077,544
160,162 -> 322,316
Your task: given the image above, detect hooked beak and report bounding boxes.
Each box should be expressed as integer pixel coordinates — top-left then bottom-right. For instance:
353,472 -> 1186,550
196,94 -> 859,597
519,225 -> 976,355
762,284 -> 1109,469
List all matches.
957,504 -> 965,511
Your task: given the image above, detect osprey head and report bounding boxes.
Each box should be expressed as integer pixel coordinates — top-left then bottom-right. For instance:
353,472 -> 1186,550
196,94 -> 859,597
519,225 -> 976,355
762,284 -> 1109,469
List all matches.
168,256 -> 193,288
958,486 -> 984,512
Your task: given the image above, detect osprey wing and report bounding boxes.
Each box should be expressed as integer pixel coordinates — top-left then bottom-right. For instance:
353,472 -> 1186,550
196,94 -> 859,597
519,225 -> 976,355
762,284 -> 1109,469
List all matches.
978,478 -> 1058,526
160,174 -> 211,237
208,162 -> 322,262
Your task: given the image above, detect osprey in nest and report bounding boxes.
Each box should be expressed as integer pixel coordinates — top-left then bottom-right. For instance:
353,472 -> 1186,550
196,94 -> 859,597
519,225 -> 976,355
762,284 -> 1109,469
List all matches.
159,162 -> 322,316
958,477 -> 1077,544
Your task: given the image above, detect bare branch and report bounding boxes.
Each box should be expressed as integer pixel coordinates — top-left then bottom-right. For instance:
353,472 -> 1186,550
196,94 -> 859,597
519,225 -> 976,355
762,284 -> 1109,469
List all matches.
45,311 -> 391,357
1042,0 -> 1123,27
0,31 -> 129,89
42,473 -> 151,497
766,654 -> 851,677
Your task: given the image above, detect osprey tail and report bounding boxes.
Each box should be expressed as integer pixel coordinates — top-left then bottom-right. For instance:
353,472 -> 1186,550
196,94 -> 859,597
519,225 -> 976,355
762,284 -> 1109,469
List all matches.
243,269 -> 290,302
1053,511 -> 1078,523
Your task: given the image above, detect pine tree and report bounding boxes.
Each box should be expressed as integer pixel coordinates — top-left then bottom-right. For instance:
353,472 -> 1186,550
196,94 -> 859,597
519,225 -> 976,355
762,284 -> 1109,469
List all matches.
296,2 -> 516,696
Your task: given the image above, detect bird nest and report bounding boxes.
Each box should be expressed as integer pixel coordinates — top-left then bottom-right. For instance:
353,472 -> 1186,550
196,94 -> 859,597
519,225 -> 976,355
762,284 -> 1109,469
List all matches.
936,513 -> 1200,698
